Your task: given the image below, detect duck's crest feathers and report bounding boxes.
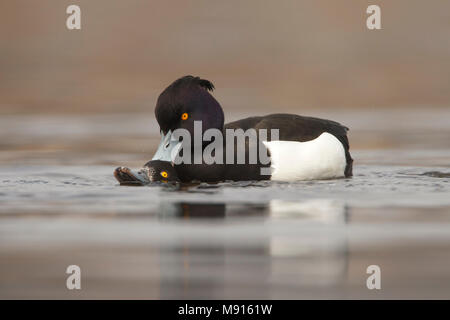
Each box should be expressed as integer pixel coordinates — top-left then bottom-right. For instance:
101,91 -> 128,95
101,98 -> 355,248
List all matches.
172,75 -> 215,92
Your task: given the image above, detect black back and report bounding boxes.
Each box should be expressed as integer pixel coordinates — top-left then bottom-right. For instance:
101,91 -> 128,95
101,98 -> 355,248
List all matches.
225,114 -> 353,176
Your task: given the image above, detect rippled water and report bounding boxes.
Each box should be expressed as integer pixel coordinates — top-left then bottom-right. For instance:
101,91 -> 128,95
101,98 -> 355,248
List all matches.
1,164 -> 449,214
1,110 -> 449,298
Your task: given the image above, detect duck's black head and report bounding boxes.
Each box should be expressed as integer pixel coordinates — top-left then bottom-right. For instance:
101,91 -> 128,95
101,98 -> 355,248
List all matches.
155,75 -> 224,136
144,160 -> 180,183
114,160 -> 179,186
152,76 -> 224,162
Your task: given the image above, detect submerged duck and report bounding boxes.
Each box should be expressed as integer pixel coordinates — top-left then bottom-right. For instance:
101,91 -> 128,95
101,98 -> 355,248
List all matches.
115,75 -> 353,185
114,160 -> 178,185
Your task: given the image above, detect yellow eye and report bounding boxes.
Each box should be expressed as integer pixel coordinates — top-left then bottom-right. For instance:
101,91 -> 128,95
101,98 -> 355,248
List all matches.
181,113 -> 189,120
160,171 -> 168,178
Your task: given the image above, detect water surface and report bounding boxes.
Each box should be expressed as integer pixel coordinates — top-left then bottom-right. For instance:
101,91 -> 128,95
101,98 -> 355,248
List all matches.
0,110 -> 449,299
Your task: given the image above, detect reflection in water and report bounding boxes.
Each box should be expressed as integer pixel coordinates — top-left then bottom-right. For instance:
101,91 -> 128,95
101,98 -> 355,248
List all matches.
157,200 -> 349,298
268,200 -> 349,288
269,199 -> 349,224
158,202 -> 227,219
420,171 -> 450,178
157,202 -> 269,219
157,199 -> 348,222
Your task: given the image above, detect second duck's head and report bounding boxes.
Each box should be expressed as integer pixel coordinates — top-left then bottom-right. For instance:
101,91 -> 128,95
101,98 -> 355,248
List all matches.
152,76 -> 224,162
144,160 -> 179,183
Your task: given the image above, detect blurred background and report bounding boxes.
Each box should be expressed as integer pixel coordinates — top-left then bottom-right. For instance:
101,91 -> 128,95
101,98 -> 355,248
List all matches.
1,0 -> 449,114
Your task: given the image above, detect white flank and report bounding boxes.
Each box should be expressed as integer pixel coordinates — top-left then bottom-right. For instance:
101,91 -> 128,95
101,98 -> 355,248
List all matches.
263,132 -> 346,181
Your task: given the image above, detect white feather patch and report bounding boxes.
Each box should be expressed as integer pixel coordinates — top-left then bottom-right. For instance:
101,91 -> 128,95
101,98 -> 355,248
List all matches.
263,132 -> 346,181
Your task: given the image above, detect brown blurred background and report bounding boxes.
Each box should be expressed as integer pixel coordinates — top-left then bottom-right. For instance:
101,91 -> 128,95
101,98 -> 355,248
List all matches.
1,0 -> 449,115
